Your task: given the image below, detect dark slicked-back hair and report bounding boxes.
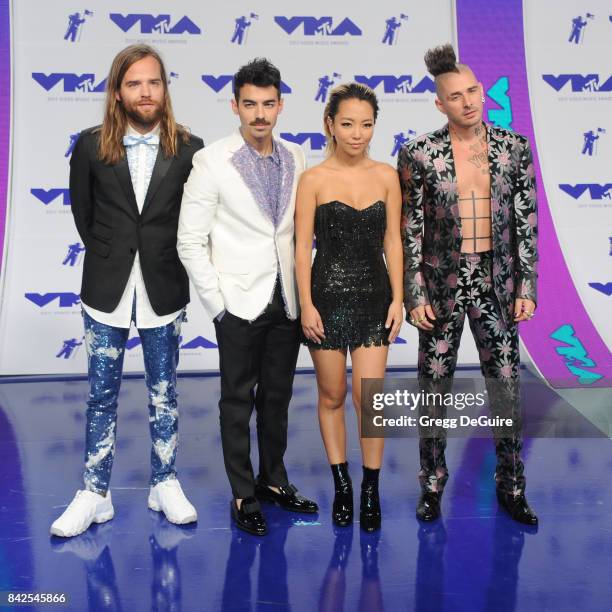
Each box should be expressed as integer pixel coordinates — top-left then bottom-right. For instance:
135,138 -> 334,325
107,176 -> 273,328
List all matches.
323,82 -> 379,155
424,44 -> 463,77
233,58 -> 282,100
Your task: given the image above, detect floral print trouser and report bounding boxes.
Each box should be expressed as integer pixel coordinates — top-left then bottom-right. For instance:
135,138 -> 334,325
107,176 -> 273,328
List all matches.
417,252 -> 526,497
82,308 -> 183,494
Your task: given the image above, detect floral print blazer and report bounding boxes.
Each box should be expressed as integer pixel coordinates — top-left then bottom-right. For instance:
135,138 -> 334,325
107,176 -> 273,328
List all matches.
397,123 -> 538,327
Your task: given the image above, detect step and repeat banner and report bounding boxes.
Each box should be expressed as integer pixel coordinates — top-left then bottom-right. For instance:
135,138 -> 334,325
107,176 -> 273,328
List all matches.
0,0 -> 609,386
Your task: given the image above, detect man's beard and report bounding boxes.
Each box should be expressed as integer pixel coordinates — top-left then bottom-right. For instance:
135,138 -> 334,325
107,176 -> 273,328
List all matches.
124,102 -> 163,129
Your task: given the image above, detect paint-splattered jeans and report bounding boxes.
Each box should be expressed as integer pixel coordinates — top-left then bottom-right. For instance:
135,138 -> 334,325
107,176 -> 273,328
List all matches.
82,308 -> 183,494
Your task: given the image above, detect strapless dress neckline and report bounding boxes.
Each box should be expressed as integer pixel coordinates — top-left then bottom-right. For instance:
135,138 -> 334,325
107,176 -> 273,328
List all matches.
317,200 -> 384,213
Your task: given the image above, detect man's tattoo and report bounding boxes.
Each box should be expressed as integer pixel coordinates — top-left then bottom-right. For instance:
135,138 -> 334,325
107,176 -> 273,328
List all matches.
460,190 -> 492,251
452,122 -> 489,173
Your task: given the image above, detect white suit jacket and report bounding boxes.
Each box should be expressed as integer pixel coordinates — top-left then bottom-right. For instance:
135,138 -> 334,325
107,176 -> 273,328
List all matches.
177,130 -> 306,321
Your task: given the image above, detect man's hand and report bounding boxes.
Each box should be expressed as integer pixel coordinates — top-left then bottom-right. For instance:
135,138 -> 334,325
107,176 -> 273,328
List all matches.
514,298 -> 536,322
408,304 -> 436,331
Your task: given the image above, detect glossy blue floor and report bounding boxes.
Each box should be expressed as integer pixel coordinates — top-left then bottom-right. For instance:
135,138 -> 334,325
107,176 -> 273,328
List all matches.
1,368 -> 611,611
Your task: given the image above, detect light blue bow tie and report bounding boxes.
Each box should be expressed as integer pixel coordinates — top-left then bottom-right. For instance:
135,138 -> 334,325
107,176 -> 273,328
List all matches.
123,133 -> 159,147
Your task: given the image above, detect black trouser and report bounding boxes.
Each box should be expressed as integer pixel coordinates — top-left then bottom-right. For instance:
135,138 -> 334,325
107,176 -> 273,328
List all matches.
214,283 -> 300,499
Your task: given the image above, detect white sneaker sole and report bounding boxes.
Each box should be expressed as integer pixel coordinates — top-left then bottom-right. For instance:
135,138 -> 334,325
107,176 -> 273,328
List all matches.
148,497 -> 197,525
50,508 -> 115,538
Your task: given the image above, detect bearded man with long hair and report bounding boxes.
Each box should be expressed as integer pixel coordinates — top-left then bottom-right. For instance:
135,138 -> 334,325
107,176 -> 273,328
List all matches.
50,45 -> 203,537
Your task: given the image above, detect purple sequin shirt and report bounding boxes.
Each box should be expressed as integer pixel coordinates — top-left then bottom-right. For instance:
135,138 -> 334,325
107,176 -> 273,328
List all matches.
244,139 -> 282,227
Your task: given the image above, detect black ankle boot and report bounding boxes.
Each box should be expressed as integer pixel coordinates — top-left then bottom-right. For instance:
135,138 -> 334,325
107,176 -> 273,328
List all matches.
360,466 -> 381,532
330,462 -> 353,527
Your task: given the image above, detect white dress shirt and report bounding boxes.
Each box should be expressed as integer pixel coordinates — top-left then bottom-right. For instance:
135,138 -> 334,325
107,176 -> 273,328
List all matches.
82,124 -> 182,329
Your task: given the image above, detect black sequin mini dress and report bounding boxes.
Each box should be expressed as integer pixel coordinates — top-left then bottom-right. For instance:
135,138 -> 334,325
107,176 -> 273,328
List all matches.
303,200 -> 392,351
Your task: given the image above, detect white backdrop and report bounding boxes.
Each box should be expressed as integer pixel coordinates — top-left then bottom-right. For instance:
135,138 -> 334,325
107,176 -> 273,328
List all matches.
0,0 -> 481,375
524,0 -> 612,351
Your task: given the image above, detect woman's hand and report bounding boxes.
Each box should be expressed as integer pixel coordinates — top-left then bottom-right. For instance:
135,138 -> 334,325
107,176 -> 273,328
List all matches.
301,304 -> 326,344
385,300 -> 404,343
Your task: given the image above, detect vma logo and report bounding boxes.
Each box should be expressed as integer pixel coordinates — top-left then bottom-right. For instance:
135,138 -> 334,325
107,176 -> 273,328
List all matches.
109,14 -> 201,35
201,75 -> 292,94
274,16 -> 362,36
126,336 -> 218,350
280,133 -> 326,151
543,74 -> 612,92
487,77 -> 513,130
25,293 -> 81,308
30,187 -> 70,206
354,75 -> 435,94
559,183 -> 612,200
32,73 -> 106,93
550,324 -> 603,385
589,282 -> 612,297
31,188 -> 71,206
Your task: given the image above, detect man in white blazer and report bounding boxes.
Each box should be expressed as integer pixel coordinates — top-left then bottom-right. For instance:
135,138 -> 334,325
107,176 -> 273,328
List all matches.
177,58 -> 318,535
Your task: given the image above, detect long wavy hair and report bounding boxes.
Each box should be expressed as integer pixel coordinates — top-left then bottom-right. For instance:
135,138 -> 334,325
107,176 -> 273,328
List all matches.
96,44 -> 189,164
323,82 -> 379,156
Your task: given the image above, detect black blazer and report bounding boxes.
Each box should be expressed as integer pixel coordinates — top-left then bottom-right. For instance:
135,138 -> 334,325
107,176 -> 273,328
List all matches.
69,126 -> 204,315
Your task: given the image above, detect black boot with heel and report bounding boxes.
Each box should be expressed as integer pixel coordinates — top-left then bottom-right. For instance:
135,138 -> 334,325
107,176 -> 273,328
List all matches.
360,466 -> 381,532
330,462 -> 353,527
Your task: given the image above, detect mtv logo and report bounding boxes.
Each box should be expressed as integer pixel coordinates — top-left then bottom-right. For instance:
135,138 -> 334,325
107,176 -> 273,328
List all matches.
559,183 -> 612,200
32,73 -> 106,93
280,132 -> 327,150
109,14 -> 201,35
201,75 -> 292,94
31,188 -> 71,205
25,292 -> 81,308
542,74 -> 612,92
354,75 -> 435,93
274,16 -> 361,36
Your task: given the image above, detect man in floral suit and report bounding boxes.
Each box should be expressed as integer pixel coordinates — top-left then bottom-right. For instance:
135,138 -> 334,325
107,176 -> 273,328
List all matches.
398,45 -> 538,525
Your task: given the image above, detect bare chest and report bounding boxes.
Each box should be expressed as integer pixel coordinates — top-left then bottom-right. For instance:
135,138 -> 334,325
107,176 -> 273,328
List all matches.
452,139 -> 491,197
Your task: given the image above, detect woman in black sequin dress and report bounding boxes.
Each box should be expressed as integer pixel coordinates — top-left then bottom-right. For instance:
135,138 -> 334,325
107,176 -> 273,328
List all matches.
295,83 -> 403,531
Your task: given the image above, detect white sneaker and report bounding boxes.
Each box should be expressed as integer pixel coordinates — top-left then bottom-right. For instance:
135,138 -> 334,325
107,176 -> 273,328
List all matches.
148,479 -> 197,525
50,490 -> 114,538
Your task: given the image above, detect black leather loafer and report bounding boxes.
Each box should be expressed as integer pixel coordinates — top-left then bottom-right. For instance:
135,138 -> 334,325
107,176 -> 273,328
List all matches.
231,497 -> 267,536
255,483 -> 319,514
